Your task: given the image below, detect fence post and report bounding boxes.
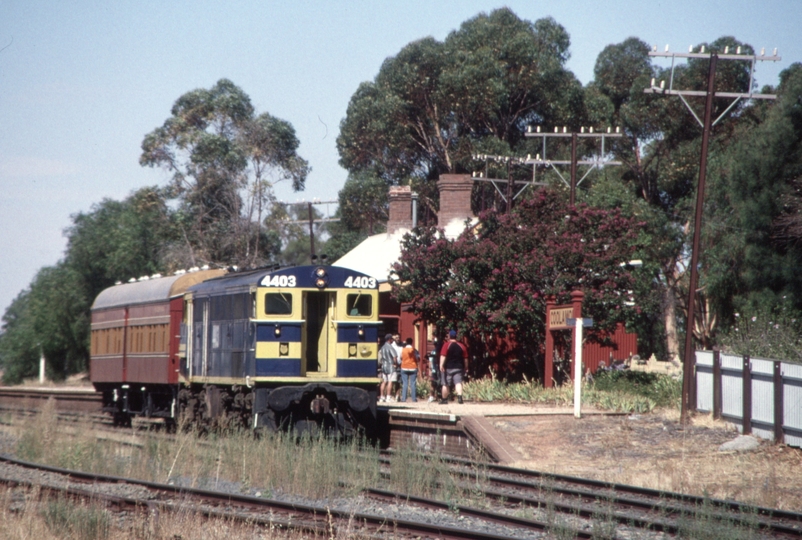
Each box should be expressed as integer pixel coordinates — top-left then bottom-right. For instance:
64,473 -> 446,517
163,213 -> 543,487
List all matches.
713,349 -> 722,420
774,361 -> 784,444
742,355 -> 752,435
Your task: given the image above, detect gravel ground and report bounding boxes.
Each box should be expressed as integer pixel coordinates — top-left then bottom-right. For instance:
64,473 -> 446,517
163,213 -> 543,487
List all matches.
169,476 -> 550,539
0,458 -> 158,507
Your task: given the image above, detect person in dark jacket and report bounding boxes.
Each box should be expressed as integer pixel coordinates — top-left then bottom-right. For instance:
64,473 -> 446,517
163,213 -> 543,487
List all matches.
438,329 -> 468,404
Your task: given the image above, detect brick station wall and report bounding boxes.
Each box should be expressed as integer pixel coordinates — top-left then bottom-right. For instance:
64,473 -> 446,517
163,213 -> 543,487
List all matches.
389,416 -> 477,458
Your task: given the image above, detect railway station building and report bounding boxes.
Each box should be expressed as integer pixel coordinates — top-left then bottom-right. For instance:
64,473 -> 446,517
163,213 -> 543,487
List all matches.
334,174 -> 636,384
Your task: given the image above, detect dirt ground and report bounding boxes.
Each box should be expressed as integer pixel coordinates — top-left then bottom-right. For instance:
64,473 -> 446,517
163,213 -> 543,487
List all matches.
491,409 -> 802,512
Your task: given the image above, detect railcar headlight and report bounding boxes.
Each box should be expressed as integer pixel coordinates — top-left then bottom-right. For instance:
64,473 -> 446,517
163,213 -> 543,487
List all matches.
274,324 -> 281,337
358,325 -> 364,337
313,267 -> 328,288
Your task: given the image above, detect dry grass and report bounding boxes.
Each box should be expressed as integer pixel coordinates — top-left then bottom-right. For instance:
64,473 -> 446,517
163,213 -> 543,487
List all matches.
498,408 -> 802,511
10,404 -> 381,501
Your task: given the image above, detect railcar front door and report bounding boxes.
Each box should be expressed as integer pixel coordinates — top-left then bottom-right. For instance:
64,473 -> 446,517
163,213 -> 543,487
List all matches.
304,291 -> 335,374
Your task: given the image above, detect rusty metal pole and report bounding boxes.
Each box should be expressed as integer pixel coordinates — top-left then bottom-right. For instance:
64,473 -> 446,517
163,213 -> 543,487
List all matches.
570,132 -> 577,206
681,53 -> 717,424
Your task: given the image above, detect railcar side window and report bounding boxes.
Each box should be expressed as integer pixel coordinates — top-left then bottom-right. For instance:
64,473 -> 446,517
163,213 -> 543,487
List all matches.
211,324 -> 220,349
346,293 -> 372,317
265,293 -> 293,315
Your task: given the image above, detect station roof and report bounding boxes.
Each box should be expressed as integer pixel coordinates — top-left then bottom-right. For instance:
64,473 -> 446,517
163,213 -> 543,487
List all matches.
333,229 -> 409,284
333,217 -> 477,285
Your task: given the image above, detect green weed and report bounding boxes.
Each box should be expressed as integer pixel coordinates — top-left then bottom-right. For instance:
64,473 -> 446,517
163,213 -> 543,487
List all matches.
461,369 -> 680,412
41,497 -> 110,540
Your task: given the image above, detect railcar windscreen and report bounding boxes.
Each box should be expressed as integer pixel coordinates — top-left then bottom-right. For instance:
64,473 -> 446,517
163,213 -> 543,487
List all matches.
346,293 -> 372,317
265,292 -> 292,315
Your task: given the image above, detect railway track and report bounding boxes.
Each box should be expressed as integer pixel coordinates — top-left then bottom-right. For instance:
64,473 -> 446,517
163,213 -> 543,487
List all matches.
0,386 -> 175,433
0,454 -> 556,539
0,386 -> 102,414
4,387 -> 800,537
409,454 -> 802,538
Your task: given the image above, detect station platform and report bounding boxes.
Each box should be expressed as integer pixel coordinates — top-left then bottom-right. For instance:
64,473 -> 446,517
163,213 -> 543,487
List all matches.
379,399 -> 613,464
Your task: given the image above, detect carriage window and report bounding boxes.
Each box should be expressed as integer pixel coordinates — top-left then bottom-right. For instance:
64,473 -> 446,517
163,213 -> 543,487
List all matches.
265,293 -> 293,315
346,293 -> 372,317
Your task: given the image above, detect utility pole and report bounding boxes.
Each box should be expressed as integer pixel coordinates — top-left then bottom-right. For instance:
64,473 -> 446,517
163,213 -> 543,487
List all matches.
307,202 -> 316,259
471,154 -> 545,212
524,126 -> 623,206
645,44 -> 780,423
278,199 -> 340,263
470,126 -> 622,211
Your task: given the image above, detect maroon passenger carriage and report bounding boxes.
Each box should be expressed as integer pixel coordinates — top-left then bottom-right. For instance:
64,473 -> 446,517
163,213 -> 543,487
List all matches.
89,269 -> 225,425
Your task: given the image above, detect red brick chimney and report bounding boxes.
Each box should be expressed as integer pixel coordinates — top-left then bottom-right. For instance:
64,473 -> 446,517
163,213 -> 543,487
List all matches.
437,174 -> 474,227
387,185 -> 413,234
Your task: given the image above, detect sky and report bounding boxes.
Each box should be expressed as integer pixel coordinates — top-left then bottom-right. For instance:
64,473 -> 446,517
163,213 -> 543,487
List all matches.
1,0 -> 800,316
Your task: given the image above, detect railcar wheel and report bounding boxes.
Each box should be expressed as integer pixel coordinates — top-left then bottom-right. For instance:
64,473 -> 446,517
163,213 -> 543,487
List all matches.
113,411 -> 132,428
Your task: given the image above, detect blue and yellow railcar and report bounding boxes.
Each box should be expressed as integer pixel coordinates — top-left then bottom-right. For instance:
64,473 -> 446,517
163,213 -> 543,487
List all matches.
181,265 -> 381,436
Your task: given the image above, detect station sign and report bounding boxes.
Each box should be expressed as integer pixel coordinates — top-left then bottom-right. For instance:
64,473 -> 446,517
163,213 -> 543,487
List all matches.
548,307 -> 574,329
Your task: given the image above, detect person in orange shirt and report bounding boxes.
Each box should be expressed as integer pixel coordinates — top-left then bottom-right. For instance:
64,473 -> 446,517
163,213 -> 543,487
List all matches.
400,337 -> 419,402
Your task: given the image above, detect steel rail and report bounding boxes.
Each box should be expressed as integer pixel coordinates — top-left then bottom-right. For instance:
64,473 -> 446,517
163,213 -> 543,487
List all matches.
366,486 -> 596,539
443,455 -> 802,537
375,468 -> 673,536
0,387 -> 102,414
0,475 -> 327,536
380,451 -> 802,537
0,455 -> 527,540
453,455 -> 802,519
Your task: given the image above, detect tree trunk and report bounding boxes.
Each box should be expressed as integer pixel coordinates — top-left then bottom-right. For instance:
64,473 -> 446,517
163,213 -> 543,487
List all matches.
664,284 -> 681,363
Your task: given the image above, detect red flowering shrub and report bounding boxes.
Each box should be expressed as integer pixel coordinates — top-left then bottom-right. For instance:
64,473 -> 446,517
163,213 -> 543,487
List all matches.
392,188 -> 641,380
